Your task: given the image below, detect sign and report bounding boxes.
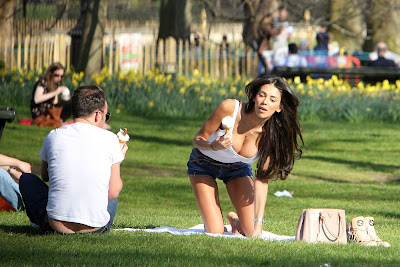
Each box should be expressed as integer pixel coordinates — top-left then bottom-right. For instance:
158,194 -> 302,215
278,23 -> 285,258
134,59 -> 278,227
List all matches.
119,33 -> 142,72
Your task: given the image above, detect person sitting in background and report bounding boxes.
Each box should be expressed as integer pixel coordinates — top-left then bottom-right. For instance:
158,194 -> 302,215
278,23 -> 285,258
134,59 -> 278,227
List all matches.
369,42 -> 400,66
368,43 -> 397,68
0,154 -> 31,211
275,43 -> 308,68
30,62 -> 72,128
20,85 -> 127,234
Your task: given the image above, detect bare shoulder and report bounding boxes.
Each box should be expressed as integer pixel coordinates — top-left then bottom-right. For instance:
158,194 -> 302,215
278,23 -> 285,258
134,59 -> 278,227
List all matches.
217,99 -> 237,115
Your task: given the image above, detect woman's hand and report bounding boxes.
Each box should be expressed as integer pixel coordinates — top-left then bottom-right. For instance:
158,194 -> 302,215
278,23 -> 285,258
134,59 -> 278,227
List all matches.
211,133 -> 232,150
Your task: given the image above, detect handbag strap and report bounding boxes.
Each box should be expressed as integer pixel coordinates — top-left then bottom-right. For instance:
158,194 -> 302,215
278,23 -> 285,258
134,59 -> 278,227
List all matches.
319,212 -> 342,241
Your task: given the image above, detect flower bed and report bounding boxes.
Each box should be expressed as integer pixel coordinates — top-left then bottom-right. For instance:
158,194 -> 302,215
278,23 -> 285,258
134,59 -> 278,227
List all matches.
1,67 -> 399,123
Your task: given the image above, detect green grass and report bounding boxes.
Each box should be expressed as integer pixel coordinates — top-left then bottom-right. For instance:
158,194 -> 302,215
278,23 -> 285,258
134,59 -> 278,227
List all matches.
0,105 -> 399,266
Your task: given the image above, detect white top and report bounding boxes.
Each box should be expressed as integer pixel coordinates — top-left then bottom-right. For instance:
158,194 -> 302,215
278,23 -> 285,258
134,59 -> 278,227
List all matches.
41,122 -> 124,227
199,100 -> 259,164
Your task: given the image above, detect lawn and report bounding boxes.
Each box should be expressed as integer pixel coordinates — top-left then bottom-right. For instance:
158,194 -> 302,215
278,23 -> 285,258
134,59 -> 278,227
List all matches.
0,106 -> 399,266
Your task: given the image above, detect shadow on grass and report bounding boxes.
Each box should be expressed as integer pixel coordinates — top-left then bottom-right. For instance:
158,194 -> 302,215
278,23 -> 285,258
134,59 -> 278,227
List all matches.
131,134 -> 192,147
0,224 -> 41,236
303,155 -> 400,173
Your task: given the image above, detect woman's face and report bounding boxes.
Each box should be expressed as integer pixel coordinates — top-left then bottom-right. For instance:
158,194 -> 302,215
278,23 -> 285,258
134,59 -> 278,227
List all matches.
253,84 -> 282,119
51,68 -> 64,84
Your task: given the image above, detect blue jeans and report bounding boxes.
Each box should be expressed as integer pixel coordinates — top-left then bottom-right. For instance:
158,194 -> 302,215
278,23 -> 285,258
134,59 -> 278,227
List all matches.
19,173 -> 118,234
0,168 -> 24,210
187,148 -> 253,184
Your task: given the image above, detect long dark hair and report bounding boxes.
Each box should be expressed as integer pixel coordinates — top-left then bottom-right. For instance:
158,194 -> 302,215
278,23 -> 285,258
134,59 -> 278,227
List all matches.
245,75 -> 304,181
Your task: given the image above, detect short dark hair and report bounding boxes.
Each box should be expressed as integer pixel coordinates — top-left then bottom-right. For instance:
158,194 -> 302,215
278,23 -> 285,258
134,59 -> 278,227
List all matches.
72,85 -> 106,119
288,43 -> 298,54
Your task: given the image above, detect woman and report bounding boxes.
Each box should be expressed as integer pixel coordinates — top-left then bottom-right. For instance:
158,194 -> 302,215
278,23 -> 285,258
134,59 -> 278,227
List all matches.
187,75 -> 304,237
30,62 -> 71,127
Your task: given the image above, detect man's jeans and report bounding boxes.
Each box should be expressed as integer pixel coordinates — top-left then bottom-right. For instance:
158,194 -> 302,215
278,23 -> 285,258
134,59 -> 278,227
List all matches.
0,168 -> 24,210
19,173 -> 117,234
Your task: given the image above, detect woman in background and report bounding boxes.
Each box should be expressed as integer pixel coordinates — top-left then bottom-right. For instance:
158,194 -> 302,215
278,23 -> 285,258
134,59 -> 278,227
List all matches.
30,62 -> 71,127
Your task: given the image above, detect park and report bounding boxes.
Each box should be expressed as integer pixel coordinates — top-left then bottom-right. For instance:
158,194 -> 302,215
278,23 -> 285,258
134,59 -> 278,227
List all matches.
1,0 -> 400,266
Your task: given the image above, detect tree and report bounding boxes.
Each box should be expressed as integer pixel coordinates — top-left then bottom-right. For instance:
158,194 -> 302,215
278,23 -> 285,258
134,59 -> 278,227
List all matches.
75,0 -> 107,78
363,0 -> 400,53
242,0 -> 277,48
329,0 -> 364,51
158,0 -> 191,41
0,0 -> 15,38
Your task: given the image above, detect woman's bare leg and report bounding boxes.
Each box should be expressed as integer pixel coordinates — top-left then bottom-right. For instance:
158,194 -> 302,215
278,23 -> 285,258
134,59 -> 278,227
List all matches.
189,175 -> 225,234
226,176 -> 254,236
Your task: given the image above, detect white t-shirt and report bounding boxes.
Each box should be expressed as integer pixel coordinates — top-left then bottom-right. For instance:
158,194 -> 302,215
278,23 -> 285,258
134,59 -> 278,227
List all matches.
40,122 -> 124,227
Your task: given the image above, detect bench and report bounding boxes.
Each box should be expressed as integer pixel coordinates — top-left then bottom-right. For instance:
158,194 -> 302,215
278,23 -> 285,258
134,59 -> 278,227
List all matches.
272,66 -> 400,85
0,106 -> 15,140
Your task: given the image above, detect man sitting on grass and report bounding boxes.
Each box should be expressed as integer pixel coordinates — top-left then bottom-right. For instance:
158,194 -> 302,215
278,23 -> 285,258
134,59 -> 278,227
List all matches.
19,85 -> 128,234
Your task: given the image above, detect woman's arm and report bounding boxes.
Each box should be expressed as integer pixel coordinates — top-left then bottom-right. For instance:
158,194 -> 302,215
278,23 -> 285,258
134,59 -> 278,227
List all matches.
33,85 -> 65,104
252,178 -> 269,237
192,99 -> 236,151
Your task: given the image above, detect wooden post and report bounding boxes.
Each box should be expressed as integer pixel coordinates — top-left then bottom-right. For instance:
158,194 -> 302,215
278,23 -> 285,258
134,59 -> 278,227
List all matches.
17,34 -> 22,70
30,35 -> 35,70
214,43 -> 219,79
144,42 -> 150,74
53,34 -> 60,63
102,35 -> 106,67
114,39 -> 119,74
24,35 -> 30,70
158,39 -> 164,71
204,40 -> 208,76
197,41 -> 202,73
241,42 -> 246,79
151,38 -> 156,71
222,42 -> 227,79
234,43 -> 239,78
10,36 -> 14,70
59,34 -> 66,66
191,41 -> 195,74
178,39 -> 183,75
66,36 -> 71,71
108,35 -> 113,75
184,40 -> 189,78
209,42 -> 214,78
246,45 -> 251,78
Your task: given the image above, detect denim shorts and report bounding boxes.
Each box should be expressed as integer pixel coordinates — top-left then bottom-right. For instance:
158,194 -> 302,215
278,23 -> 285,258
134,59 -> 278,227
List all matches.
187,148 -> 253,184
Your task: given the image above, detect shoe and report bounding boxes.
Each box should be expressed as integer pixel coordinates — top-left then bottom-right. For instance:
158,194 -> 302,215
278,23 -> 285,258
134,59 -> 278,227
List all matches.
364,217 -> 391,247
347,216 -> 377,246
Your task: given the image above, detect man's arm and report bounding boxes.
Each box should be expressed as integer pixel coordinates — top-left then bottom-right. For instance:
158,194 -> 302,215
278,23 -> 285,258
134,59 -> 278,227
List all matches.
108,163 -> 123,200
41,160 -> 49,182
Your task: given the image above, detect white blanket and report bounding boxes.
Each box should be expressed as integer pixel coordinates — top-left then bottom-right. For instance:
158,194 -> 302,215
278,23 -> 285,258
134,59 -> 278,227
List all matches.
115,224 -> 295,241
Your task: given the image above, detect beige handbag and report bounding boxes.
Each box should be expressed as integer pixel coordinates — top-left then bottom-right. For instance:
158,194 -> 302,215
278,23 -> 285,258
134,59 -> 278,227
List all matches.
295,208 -> 347,244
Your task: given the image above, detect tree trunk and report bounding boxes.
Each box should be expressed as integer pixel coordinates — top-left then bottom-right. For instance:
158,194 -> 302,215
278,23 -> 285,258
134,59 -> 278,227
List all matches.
363,0 -> 400,54
242,0 -> 277,48
330,0 -> 364,51
76,0 -> 107,79
0,0 -> 15,38
158,0 -> 191,41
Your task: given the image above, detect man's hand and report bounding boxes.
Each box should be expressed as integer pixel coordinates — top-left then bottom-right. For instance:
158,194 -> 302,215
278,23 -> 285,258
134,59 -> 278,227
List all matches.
121,144 -> 128,158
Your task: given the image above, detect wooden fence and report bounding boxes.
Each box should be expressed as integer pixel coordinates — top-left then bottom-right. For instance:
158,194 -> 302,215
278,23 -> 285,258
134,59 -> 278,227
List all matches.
0,34 -> 259,78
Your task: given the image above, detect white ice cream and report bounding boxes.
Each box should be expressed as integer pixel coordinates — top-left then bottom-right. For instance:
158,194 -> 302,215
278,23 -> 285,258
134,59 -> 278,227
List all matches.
117,128 -> 130,143
60,88 -> 71,101
221,116 -> 234,130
